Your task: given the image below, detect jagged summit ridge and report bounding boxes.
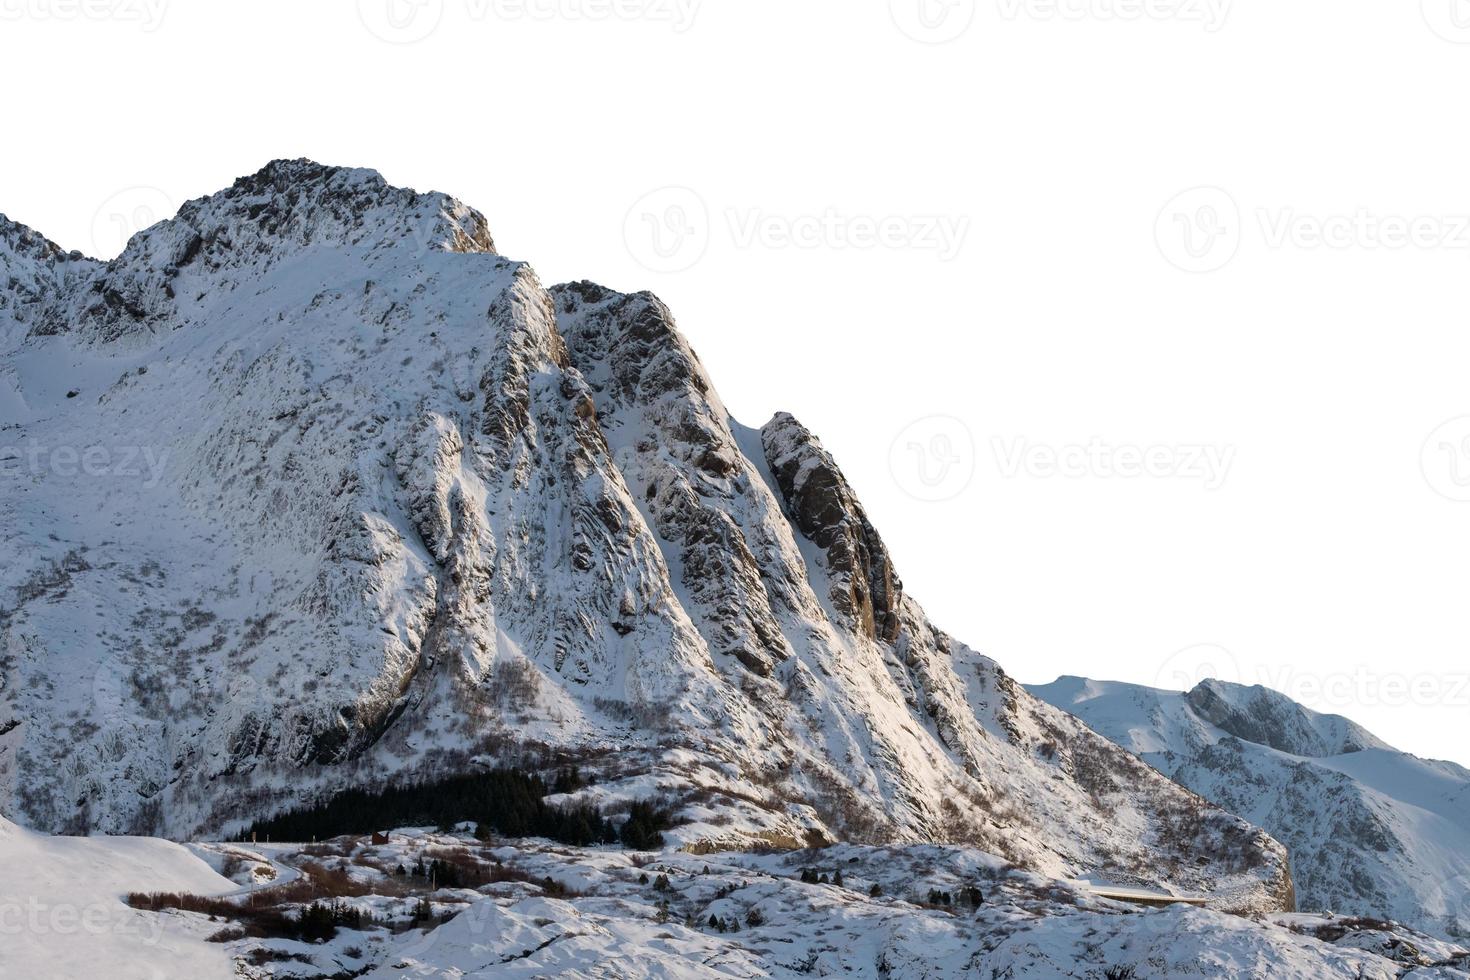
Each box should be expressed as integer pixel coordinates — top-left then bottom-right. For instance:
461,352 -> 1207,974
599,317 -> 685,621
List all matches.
1184,678 -> 1391,757
0,214 -> 97,346
28,158 -> 496,344
2,161 -> 1288,914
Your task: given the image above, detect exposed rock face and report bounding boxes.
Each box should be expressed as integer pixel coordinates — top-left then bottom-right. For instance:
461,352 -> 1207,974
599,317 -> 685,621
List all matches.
761,413 -> 903,645
1031,675 -> 1470,938
552,283 -> 793,679
0,161 -> 1289,913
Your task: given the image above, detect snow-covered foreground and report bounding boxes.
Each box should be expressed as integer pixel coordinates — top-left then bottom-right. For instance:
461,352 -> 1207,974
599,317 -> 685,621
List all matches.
8,817 -> 1466,980
0,816 -> 237,979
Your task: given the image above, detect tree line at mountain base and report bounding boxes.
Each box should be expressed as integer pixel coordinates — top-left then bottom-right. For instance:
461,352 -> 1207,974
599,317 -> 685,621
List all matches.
237,766 -> 672,850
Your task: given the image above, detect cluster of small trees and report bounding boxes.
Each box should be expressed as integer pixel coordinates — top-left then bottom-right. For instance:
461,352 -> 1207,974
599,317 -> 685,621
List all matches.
297,901 -> 369,942
619,799 -> 673,850
125,892 -> 372,943
798,867 -> 844,886
395,856 -> 469,890
925,884 -> 984,908
707,913 -> 743,933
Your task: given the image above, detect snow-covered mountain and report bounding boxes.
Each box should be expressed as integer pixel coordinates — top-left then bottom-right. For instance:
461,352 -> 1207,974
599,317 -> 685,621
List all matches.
0,160 -> 1289,911
1030,676 -> 1470,938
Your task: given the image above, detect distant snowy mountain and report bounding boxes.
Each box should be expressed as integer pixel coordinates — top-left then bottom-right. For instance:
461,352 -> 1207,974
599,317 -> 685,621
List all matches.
1030,676 -> 1470,938
0,160 -> 1288,911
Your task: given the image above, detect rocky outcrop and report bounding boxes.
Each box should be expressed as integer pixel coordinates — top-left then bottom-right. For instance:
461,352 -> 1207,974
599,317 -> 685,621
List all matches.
761,413 -> 902,644
0,215 -> 97,346
1186,680 -> 1388,757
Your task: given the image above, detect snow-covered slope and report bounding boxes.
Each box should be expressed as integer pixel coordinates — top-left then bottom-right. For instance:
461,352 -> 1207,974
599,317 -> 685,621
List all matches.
1030,676 -> 1470,938
1,160 -> 1287,911
12,821 -> 1468,980
0,814 -> 237,979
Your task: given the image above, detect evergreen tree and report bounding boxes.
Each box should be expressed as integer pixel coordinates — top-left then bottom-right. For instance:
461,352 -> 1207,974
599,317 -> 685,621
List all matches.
619,799 -> 672,850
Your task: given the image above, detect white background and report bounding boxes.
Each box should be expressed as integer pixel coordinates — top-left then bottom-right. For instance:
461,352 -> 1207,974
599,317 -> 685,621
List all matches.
2,0 -> 1468,764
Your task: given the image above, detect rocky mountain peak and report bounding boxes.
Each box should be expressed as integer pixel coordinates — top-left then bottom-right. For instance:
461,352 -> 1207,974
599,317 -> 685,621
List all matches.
195,158 -> 497,258
35,158 -> 496,345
